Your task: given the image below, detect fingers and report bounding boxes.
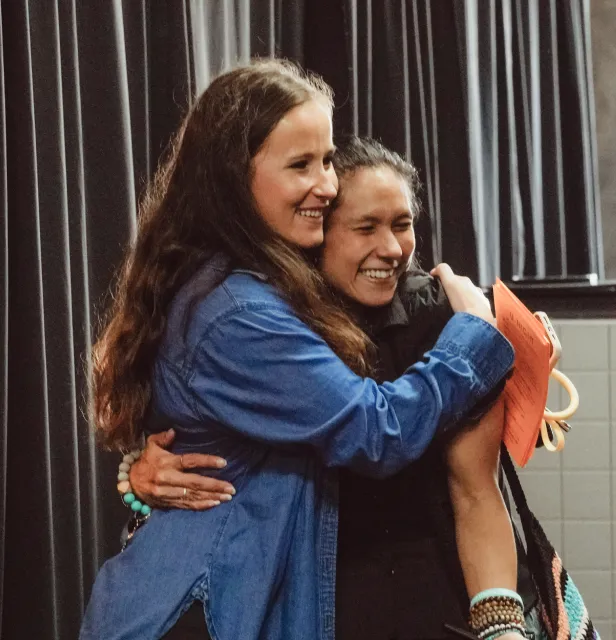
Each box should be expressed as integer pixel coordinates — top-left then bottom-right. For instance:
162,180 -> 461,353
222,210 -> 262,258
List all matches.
149,485 -> 232,510
156,468 -> 235,496
430,262 -> 495,325
130,433 -> 236,511
144,468 -> 235,510
431,263 -> 474,294
164,484 -> 232,506
146,428 -> 176,450
430,262 -> 454,281
179,452 -> 227,471
142,433 -> 227,472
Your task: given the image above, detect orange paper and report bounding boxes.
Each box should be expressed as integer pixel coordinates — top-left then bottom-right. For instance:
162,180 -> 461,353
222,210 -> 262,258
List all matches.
493,279 -> 551,466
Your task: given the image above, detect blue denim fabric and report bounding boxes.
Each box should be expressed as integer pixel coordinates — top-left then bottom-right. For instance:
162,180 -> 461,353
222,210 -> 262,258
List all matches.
81,265 -> 514,640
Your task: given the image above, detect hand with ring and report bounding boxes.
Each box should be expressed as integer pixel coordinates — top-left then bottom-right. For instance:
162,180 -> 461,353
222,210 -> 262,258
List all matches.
129,429 -> 236,510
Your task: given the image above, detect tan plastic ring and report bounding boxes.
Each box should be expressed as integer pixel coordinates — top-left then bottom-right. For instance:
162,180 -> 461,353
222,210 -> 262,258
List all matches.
544,369 -> 579,422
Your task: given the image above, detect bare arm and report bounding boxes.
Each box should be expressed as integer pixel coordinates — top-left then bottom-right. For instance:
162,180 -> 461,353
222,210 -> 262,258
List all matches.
446,397 -> 518,595
447,398 -> 525,639
429,266 -> 525,638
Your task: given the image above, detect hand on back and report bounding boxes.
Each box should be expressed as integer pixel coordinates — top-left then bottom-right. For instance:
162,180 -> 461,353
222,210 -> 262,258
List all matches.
129,429 -> 235,510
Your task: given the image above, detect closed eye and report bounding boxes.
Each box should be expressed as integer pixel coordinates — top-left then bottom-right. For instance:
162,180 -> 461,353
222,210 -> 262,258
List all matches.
290,160 -> 309,170
394,222 -> 413,231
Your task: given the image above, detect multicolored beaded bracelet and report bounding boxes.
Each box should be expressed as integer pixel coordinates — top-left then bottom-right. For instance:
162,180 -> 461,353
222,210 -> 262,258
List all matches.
117,449 -> 152,518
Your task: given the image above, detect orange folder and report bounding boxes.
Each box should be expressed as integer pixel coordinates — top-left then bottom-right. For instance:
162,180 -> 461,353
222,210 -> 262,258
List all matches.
493,279 -> 552,466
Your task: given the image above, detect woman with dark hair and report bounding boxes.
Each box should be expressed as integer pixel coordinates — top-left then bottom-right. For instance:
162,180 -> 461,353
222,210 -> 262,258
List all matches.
131,135 -> 537,640
80,61 -> 514,640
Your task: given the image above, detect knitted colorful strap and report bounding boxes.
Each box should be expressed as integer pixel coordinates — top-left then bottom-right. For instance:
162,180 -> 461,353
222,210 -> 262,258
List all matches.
500,447 -> 600,640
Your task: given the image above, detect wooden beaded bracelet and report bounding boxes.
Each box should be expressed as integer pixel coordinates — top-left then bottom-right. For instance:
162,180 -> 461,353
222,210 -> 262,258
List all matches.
469,590 -> 528,640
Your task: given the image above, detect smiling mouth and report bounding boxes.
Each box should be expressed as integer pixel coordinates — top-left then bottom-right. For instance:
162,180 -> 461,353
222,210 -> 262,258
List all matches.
296,208 -> 324,219
358,268 -> 397,280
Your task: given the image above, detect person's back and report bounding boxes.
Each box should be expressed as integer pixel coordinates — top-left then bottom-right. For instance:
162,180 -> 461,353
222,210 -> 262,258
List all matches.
83,267 -> 330,639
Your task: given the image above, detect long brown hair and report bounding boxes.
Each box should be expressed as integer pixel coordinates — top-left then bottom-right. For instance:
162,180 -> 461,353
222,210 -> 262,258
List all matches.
92,60 -> 372,450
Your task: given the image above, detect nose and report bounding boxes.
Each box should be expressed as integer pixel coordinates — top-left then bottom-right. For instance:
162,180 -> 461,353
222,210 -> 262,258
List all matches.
377,230 -> 404,261
313,166 -> 338,201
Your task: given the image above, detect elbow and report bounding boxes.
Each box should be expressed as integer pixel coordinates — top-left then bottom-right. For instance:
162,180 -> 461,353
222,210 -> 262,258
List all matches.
448,472 -> 502,517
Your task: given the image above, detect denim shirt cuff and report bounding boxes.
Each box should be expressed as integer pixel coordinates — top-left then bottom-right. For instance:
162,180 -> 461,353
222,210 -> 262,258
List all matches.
434,312 -> 515,394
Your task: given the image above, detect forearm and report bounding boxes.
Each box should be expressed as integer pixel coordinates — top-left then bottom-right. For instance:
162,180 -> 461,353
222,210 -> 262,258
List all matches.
449,472 -> 518,597
445,397 -> 518,598
188,304 -> 514,478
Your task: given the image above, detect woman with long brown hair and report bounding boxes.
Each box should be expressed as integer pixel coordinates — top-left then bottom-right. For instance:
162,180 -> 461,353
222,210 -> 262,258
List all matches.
80,61 -> 513,639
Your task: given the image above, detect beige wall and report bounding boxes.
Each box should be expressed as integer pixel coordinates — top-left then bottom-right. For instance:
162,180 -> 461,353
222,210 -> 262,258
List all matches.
516,319 -> 616,639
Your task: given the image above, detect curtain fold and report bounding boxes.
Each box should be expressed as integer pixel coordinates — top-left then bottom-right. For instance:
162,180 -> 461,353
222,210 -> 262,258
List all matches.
1,2 -> 196,637
340,0 -> 477,276
457,0 -> 603,283
0,1 -> 603,637
0,0 -> 7,631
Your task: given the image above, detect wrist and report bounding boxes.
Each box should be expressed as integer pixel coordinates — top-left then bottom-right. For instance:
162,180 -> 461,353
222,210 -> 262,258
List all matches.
117,449 -> 152,518
468,589 -> 528,640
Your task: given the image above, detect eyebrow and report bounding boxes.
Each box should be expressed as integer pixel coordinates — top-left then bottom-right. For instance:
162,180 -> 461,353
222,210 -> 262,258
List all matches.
352,214 -> 380,225
287,146 -> 336,163
352,210 -> 413,224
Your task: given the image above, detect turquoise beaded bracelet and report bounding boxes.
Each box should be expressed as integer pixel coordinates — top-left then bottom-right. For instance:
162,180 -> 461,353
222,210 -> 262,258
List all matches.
117,449 -> 152,518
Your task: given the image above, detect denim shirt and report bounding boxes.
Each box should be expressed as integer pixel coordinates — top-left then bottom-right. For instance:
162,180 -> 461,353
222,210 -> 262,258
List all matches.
80,261 -> 514,640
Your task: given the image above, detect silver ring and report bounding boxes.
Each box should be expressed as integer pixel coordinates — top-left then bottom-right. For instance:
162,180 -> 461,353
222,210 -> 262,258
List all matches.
183,488 -> 187,498
180,454 -> 185,469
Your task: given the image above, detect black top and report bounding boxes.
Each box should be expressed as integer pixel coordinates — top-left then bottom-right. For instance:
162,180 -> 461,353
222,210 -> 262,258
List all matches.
335,271 -> 536,640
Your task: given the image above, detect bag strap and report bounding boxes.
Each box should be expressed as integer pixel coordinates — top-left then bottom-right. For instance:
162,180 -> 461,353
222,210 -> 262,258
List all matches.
500,444 -> 533,519
500,444 -> 565,637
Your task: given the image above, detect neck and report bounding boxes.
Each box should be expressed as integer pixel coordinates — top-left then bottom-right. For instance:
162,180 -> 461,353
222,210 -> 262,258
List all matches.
328,286 -> 388,335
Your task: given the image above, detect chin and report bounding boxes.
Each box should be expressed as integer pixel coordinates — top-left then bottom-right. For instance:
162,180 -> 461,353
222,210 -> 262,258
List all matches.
359,292 -> 396,308
294,232 -> 324,249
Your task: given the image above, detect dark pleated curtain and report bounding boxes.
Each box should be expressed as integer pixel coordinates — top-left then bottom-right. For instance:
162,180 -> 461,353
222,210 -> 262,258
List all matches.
456,0 -> 604,283
0,1 -> 601,638
1,2 -> 197,637
331,0 -> 602,284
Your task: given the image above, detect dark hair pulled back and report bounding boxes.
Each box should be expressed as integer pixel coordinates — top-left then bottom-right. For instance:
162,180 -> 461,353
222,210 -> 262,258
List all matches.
332,134 -> 420,218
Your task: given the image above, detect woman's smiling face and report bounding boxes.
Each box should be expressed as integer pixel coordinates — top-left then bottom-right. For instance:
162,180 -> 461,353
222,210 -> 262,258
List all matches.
321,166 -> 416,307
251,99 -> 338,249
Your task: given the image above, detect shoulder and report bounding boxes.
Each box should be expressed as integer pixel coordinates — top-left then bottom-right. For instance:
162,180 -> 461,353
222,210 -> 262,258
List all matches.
189,272 -> 293,336
374,269 -> 454,369
220,271 -> 289,310
183,273 -> 328,375
379,269 -> 452,333
161,268 -> 300,366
